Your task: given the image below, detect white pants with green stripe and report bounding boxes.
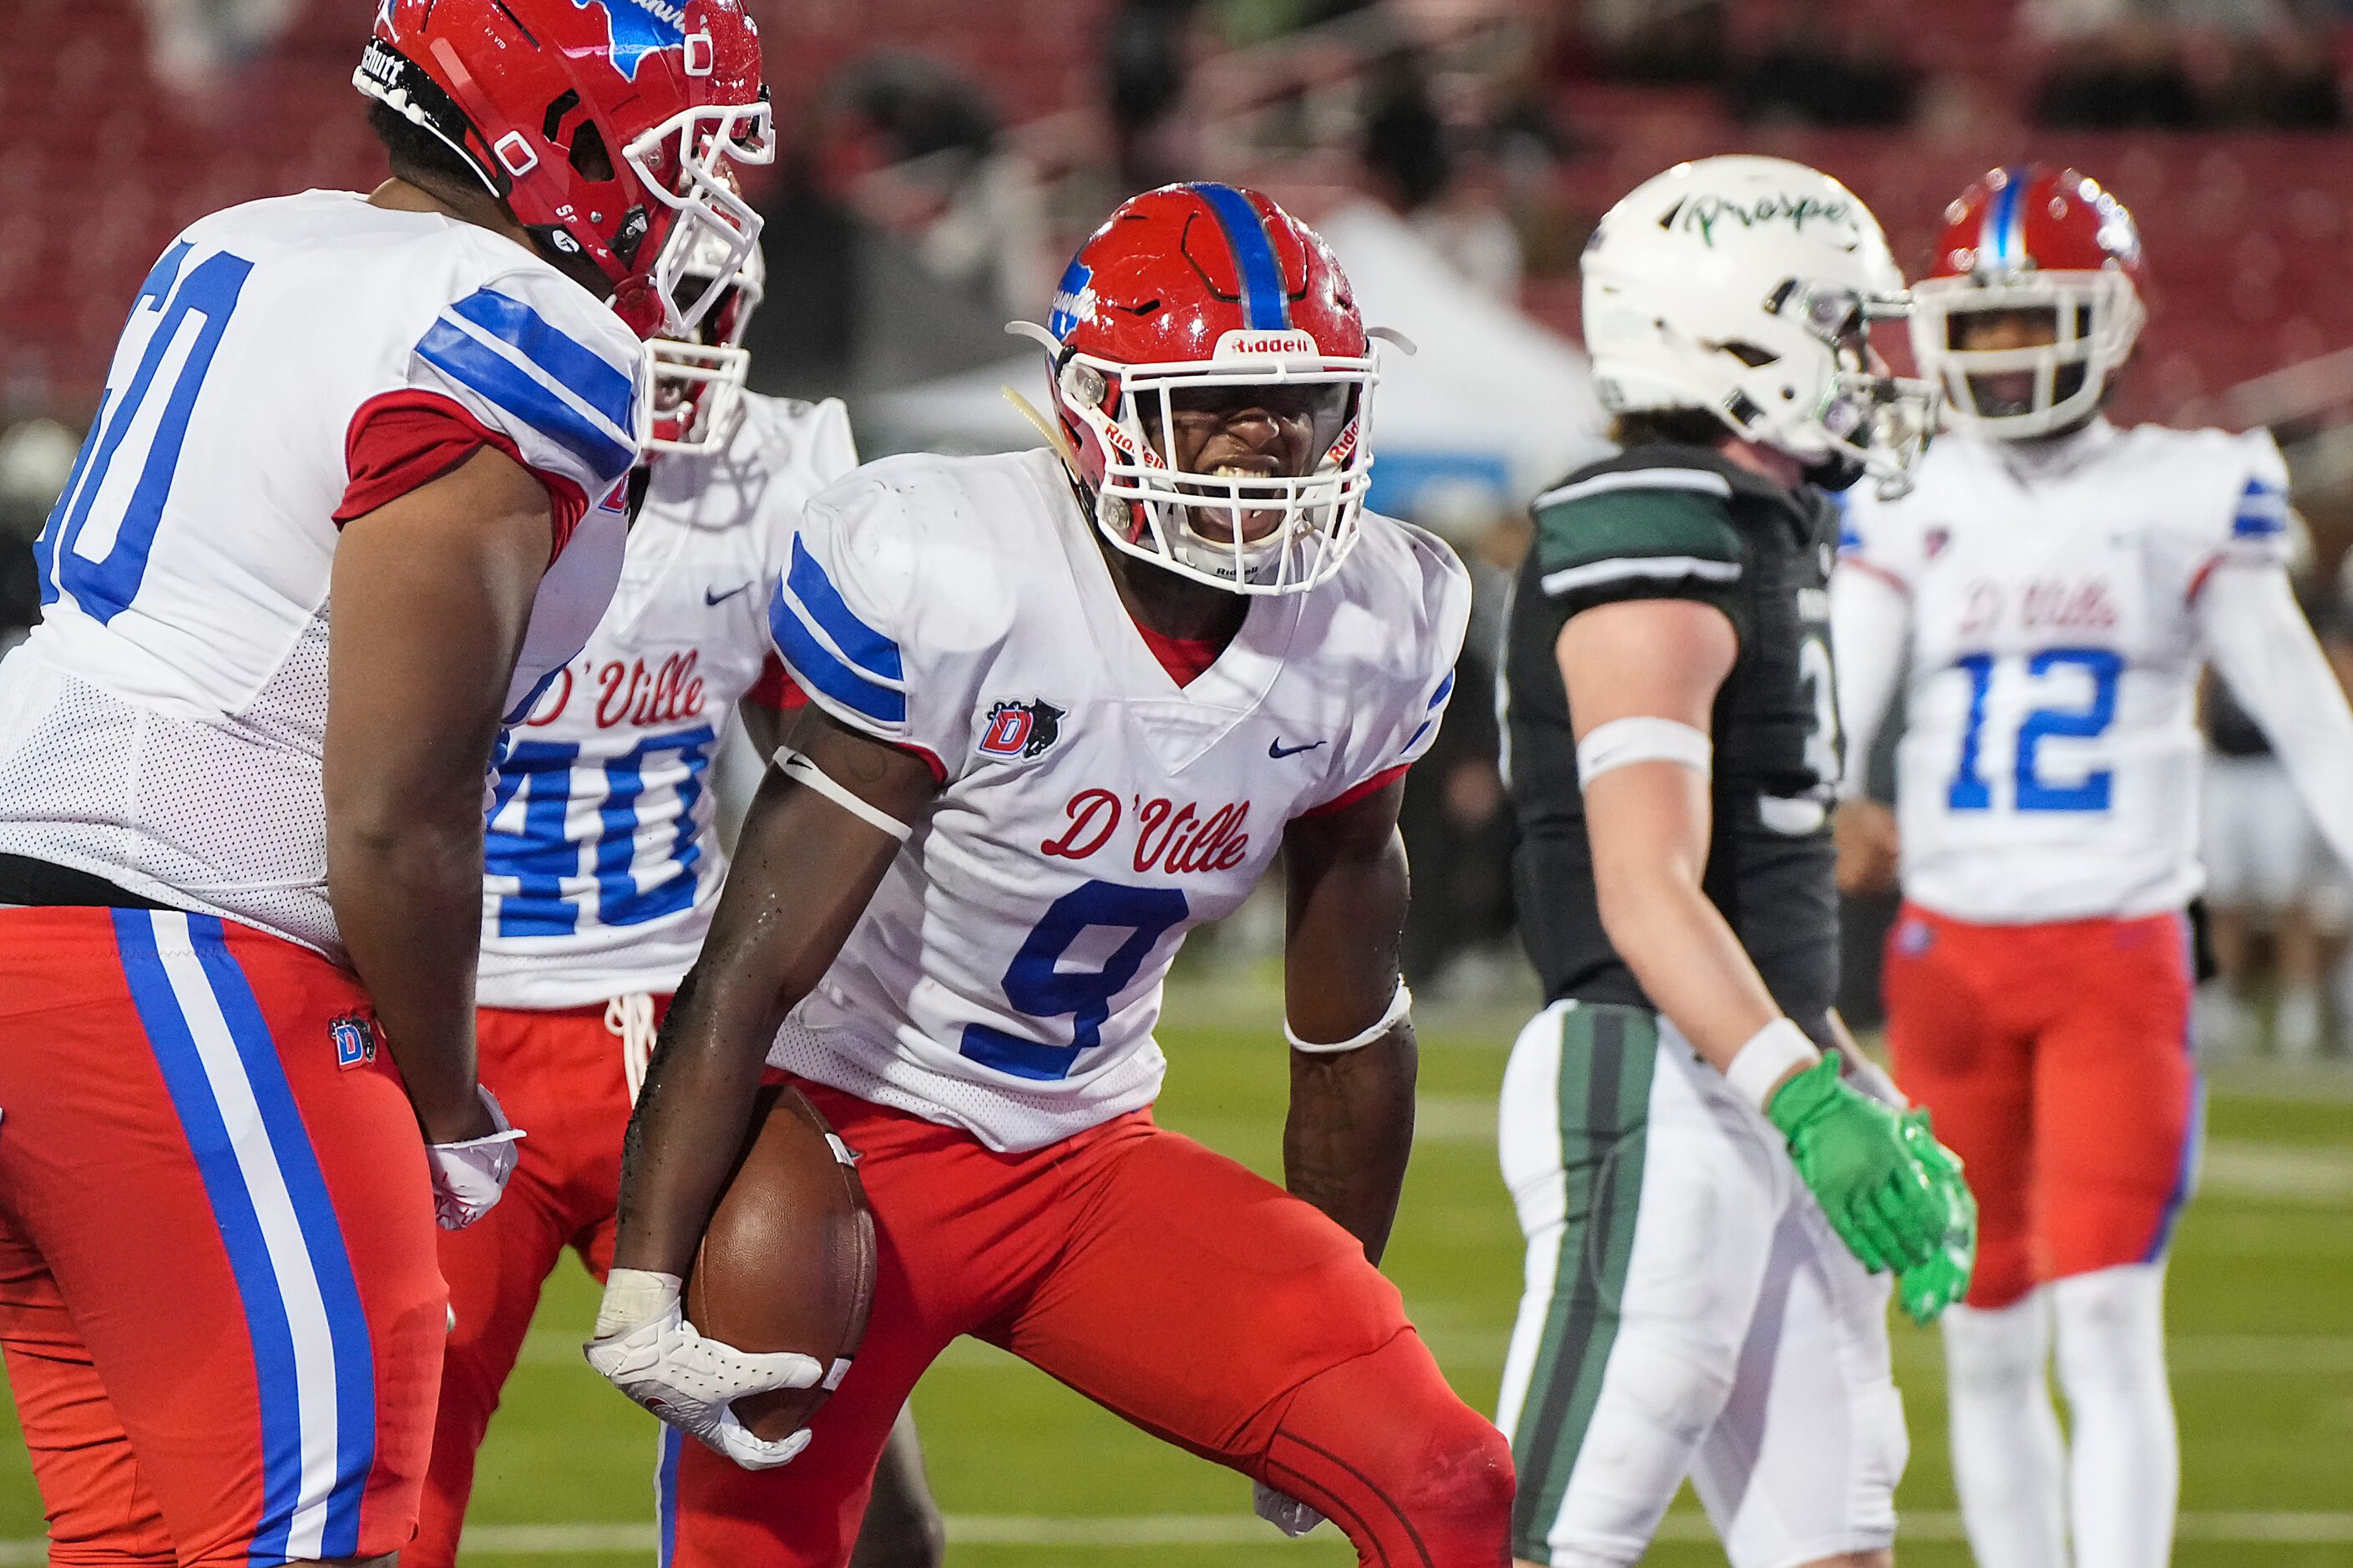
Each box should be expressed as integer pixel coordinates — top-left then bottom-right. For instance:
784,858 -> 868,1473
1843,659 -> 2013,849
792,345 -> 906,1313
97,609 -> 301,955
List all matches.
1495,1000 -> 1906,1568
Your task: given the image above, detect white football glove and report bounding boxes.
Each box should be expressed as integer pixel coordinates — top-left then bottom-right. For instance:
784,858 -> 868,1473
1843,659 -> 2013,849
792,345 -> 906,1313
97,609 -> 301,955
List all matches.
584,1267 -> 824,1471
1252,1479 -> 1325,1538
427,1085 -> 524,1231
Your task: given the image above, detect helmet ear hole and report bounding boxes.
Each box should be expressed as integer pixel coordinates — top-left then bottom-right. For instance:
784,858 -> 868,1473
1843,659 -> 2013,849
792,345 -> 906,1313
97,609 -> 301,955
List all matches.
569,120 -> 614,182
1716,340 -> 1780,368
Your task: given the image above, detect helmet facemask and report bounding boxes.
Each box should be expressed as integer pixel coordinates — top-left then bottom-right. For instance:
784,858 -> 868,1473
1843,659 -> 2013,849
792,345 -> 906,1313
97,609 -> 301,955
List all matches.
647,226 -> 766,456
1046,341 -> 1379,596
1911,271 -> 2143,440
622,96 -> 773,337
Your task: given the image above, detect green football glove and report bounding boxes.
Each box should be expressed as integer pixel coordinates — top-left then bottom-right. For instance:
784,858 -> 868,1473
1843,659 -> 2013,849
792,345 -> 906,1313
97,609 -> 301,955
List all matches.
1893,1108 -> 1976,1325
1765,1052 -> 1944,1276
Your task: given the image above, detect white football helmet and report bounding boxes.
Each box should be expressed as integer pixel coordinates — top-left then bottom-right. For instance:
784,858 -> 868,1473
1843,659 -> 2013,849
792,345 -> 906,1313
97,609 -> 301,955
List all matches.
1581,155 -> 1936,495
646,225 -> 767,457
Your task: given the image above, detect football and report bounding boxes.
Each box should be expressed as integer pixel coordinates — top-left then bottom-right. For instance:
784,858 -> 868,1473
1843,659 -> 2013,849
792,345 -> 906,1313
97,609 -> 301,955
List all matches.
684,1081 -> 878,1443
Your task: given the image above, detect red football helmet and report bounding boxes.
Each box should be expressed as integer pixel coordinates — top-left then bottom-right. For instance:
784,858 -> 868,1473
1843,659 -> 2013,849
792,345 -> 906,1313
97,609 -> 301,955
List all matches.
1009,184 -> 1392,596
1913,164 -> 2145,439
355,0 -> 772,339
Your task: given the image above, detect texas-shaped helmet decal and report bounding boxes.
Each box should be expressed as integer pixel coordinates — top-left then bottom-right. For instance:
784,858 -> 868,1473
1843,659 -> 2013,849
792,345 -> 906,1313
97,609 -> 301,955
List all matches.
569,0 -> 686,80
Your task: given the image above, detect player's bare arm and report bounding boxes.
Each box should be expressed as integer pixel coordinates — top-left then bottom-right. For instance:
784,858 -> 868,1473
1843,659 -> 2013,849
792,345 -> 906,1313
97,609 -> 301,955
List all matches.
1556,597 -> 1784,1075
613,707 -> 940,1277
1280,776 -> 1418,1263
326,444 -> 554,1146
1560,593 -> 1949,1282
590,708 -> 935,1469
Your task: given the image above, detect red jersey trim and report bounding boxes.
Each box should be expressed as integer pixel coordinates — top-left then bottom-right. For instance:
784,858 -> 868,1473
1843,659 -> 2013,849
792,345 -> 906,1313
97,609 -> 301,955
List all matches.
1839,556 -> 1910,597
744,655 -> 808,713
1134,622 -> 1230,688
2187,550 -> 2225,604
337,389 -> 590,560
1301,762 -> 1410,818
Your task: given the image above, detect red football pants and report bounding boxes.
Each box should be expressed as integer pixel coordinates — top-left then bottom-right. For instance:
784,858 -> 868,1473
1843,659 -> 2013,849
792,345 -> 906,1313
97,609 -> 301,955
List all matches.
660,1079 -> 1513,1568
0,907 -> 444,1565
409,1000 -> 659,1568
1882,903 -> 2200,1309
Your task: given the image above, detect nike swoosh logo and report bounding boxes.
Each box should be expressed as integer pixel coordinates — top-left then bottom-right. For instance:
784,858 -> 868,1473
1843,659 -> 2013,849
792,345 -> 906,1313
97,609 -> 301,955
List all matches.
1268,739 -> 1328,759
705,583 -> 752,606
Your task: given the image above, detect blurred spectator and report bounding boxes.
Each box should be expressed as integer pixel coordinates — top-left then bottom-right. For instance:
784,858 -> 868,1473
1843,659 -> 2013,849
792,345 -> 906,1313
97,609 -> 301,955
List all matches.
140,0 -> 298,93
1106,0 -> 1204,190
0,417 -> 74,654
1360,51 -> 1525,300
1396,480 -> 1528,998
1728,0 -> 1918,126
835,53 -> 1052,323
1584,0 -> 1728,85
2208,26 -> 2346,127
2200,665 -> 2343,1059
2032,23 -> 2204,126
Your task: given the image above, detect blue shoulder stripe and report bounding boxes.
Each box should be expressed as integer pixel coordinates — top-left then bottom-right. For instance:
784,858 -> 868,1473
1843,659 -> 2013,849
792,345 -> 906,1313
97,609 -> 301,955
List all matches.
787,535 -> 903,680
768,590 -> 908,726
450,289 -> 636,434
417,319 -> 635,487
2234,475 -> 2289,538
1428,670 -> 1454,710
1190,184 -> 1290,331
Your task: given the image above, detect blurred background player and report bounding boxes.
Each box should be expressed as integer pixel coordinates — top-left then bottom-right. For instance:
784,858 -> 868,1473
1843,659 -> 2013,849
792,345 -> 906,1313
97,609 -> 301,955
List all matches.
1832,164 -> 2353,1568
411,231 -> 944,1568
587,183 -> 1514,1566
0,0 -> 770,1560
1493,154 -> 1971,1568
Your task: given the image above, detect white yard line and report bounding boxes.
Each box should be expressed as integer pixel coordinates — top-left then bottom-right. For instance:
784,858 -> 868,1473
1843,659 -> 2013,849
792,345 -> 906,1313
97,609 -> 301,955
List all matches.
3,1510 -> 2345,1560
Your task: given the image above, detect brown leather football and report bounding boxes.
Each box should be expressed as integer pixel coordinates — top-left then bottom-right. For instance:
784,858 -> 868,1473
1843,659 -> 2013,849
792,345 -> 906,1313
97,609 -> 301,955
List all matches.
683,1082 -> 878,1443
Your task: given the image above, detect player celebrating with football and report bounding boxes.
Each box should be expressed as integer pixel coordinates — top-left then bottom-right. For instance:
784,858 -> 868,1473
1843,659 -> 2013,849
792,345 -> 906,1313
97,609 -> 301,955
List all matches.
1833,165 -> 2353,1568
0,2 -> 768,1563
409,232 -> 942,1567
587,183 -> 1515,1566
1495,155 -> 1973,1568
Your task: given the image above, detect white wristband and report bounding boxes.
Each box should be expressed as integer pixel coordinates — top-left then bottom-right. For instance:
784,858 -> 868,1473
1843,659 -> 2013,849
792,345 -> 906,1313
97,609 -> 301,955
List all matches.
776,750 -> 913,843
595,1267 -> 682,1339
1286,982 -> 1412,1054
1723,1017 -> 1821,1111
1576,716 -> 1712,787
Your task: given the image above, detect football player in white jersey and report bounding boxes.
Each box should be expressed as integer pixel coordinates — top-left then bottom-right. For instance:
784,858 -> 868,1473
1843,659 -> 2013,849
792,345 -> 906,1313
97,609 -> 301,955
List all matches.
411,232 -> 942,1568
1833,165 -> 2353,1568
1495,154 -> 1971,1568
0,3 -> 768,1562
584,182 -> 1514,1566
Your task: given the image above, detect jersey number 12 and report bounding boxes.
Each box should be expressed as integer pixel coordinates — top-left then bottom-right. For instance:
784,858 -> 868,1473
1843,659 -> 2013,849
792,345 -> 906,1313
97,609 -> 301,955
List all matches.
1946,647 -> 2123,813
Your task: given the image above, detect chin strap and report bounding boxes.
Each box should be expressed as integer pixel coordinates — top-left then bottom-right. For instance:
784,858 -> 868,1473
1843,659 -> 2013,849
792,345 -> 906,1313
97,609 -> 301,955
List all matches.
1002,386 -> 1084,478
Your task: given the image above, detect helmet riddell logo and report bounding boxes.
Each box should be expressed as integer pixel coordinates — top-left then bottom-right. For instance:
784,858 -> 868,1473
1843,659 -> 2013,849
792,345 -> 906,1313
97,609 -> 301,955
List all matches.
569,0 -> 686,80
1213,329 -> 1318,362
1660,191 -> 1857,250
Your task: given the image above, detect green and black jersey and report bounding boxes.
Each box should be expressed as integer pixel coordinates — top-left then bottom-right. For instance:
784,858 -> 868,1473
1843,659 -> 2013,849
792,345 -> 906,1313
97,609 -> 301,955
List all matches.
1502,443 -> 1844,1026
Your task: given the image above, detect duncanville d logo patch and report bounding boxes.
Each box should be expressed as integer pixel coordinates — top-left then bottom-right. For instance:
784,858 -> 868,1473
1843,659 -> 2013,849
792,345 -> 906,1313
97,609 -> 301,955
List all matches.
978,698 -> 1065,760
330,1014 -> 377,1070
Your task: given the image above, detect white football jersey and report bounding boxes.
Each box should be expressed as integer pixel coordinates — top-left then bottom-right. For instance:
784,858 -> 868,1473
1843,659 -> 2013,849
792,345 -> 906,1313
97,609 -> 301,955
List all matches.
1839,418 -> 2290,922
0,191 -> 645,958
767,448 -> 1470,1151
478,393 -> 857,1009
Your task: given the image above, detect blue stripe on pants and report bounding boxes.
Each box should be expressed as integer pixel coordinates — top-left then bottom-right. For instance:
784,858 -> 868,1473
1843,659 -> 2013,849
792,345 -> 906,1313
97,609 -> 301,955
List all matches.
113,909 -> 307,1563
186,918 -> 377,1558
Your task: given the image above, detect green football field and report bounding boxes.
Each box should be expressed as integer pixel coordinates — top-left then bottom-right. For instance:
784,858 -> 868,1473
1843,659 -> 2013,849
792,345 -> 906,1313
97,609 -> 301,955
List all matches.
3,977 -> 2350,1565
